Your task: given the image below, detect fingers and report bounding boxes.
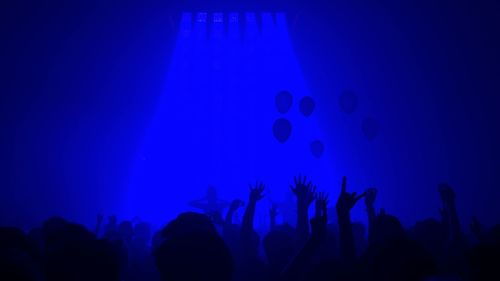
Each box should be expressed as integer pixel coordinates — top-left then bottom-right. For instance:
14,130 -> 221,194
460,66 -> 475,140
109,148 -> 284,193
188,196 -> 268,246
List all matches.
311,185 -> 317,194
315,192 -> 329,207
316,192 -> 322,200
354,191 -> 367,203
258,181 -> 265,191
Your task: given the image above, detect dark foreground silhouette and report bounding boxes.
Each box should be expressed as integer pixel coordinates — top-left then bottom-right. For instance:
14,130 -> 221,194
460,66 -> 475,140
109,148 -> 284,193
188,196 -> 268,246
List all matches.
1,177 -> 499,281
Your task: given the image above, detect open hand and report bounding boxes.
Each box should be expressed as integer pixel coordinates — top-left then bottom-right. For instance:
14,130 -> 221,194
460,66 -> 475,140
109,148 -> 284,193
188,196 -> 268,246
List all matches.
249,181 -> 265,203
291,175 -> 317,206
315,192 -> 329,217
438,183 -> 455,207
336,176 -> 366,215
97,214 -> 104,224
311,192 -> 328,239
364,188 -> 377,208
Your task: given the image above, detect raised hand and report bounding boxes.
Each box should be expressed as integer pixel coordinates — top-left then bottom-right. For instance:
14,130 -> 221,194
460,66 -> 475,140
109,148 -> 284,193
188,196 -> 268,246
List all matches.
364,188 -> 377,209
438,183 -> 455,207
109,215 -> 117,225
291,175 -> 317,207
249,181 -> 265,202
315,192 -> 329,218
336,177 -> 364,261
225,199 -> 244,225
242,181 -> 265,252
97,214 -> 104,225
292,176 -> 317,242
438,183 -> 461,242
310,192 -> 329,246
336,176 -> 366,215
364,188 -> 377,243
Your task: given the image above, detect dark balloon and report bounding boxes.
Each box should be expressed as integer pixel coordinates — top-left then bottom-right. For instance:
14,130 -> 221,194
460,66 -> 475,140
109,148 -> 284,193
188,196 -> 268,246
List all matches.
339,90 -> 358,114
310,140 -> 324,158
272,118 -> 292,143
299,96 -> 315,117
362,117 -> 379,140
275,91 -> 293,114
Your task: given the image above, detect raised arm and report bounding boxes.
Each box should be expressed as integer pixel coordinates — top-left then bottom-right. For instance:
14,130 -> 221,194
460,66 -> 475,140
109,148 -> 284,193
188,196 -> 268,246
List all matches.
438,183 -> 461,243
269,203 -> 278,230
241,181 -> 265,239
364,188 -> 377,243
225,199 -> 244,225
281,192 -> 328,281
290,175 -> 316,244
336,176 -> 365,262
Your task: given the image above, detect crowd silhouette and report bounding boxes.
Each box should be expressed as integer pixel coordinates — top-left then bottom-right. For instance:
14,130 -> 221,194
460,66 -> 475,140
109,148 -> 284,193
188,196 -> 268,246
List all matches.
1,176 -> 499,281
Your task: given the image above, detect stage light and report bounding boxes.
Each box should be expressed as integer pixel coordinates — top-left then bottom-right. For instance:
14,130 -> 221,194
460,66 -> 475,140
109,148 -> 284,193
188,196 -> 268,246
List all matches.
244,12 -> 258,39
180,12 -> 192,37
228,12 -> 240,40
211,13 -> 224,39
124,12 -> 329,225
196,12 -> 208,23
245,12 -> 257,23
229,12 -> 239,23
213,12 -> 223,23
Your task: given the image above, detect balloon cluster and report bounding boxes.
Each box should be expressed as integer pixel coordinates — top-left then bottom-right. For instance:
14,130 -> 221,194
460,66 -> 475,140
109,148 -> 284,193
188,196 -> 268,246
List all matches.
272,91 -> 325,158
273,91 -> 293,143
339,90 -> 379,141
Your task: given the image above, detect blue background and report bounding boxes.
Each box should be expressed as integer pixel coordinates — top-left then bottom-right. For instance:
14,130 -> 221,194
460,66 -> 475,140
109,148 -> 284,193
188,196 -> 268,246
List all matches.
1,0 -> 499,229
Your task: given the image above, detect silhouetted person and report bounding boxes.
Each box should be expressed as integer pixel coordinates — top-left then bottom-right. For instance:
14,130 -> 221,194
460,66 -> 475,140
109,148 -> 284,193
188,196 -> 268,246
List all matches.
189,186 -> 229,216
0,227 -> 41,281
154,212 -> 233,281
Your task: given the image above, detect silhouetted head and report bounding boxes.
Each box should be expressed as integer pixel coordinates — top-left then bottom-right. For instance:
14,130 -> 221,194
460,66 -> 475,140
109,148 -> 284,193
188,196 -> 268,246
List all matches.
372,213 -> 406,244
468,243 -> 500,281
366,238 -> 437,281
154,212 -> 233,281
118,221 -> 134,241
45,238 -> 121,281
0,227 -> 41,281
411,219 -> 447,252
160,212 -> 217,240
41,217 -> 68,248
42,218 -> 94,251
132,222 -> 152,247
